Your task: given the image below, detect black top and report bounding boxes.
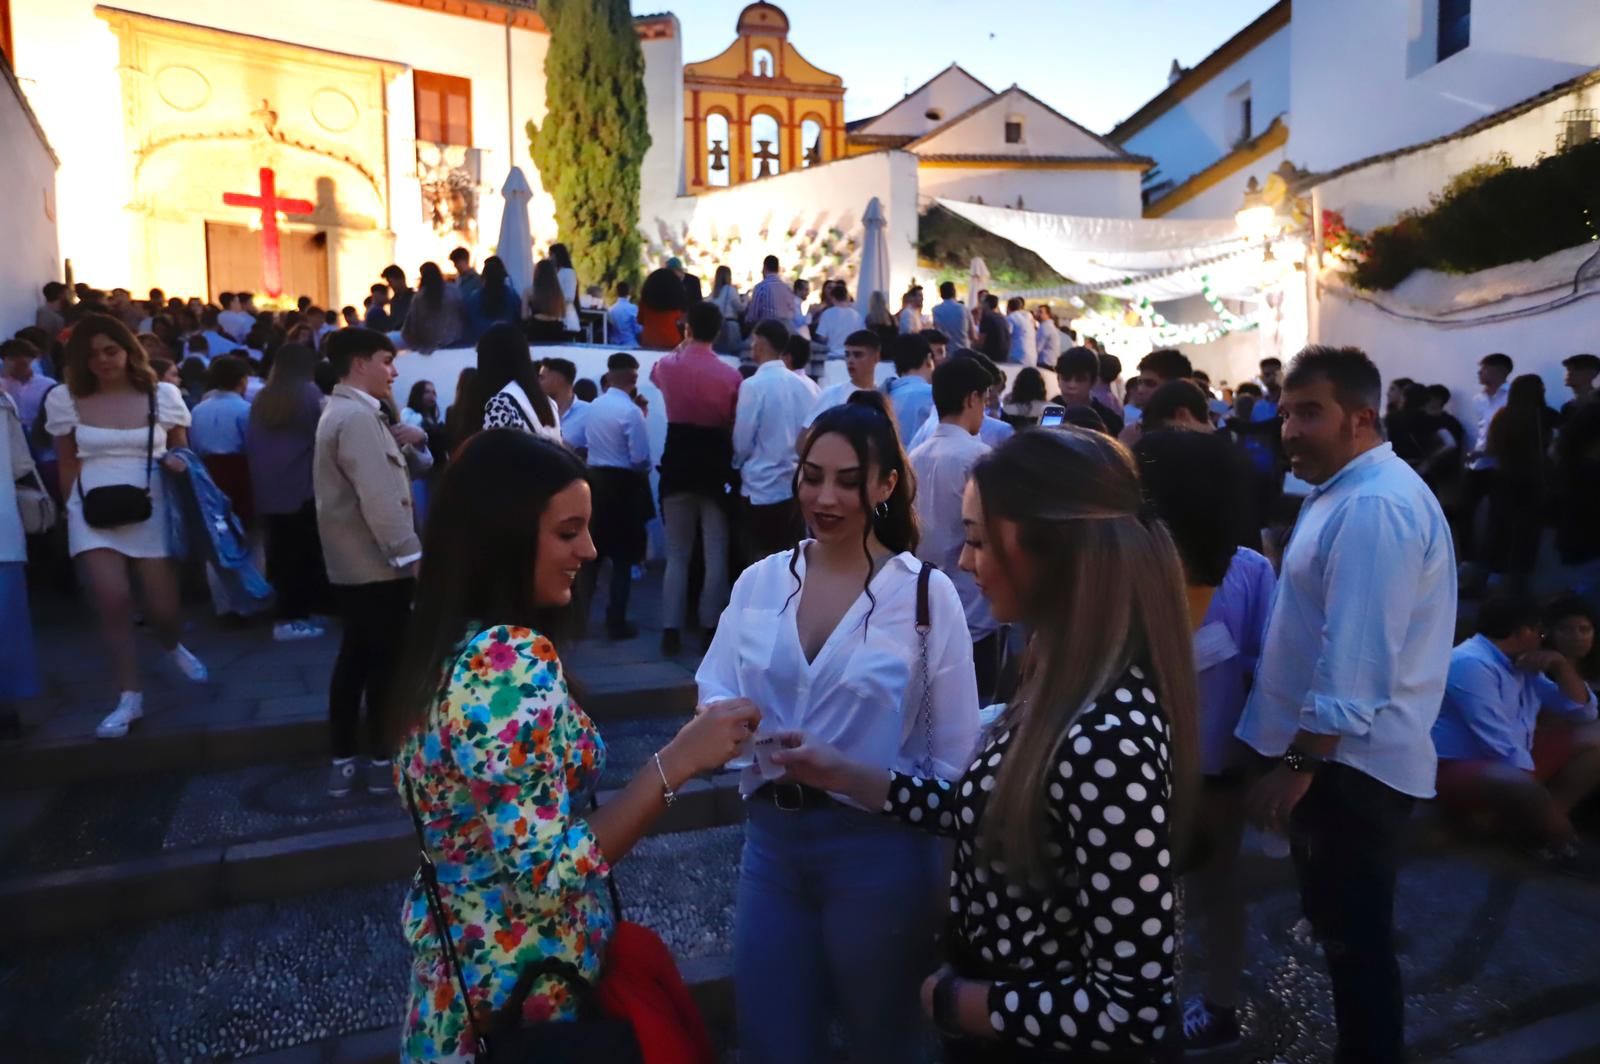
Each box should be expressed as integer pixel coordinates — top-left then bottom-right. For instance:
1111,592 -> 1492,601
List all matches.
977,311 -> 1010,363
884,665 -> 1178,1060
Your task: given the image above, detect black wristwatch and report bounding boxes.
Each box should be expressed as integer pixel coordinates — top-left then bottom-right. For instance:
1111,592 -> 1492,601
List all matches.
1282,745 -> 1323,774
932,971 -> 965,1037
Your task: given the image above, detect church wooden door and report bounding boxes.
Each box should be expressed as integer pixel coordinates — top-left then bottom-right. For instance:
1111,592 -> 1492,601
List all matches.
205,222 -> 329,307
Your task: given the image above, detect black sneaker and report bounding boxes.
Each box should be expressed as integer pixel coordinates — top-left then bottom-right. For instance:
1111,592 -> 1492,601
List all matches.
1535,840 -> 1600,881
1182,997 -> 1240,1056
661,628 -> 682,655
606,621 -> 639,641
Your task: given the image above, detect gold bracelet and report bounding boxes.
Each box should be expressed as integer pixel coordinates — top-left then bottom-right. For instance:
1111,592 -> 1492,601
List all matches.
654,751 -> 676,807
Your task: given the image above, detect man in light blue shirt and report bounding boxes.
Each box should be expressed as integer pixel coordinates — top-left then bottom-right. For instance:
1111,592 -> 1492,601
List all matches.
733,320 -> 814,560
606,282 -> 641,348
1234,346 -> 1455,1064
883,334 -> 934,439
581,353 -> 653,640
1433,593 -> 1599,873
189,355 -> 253,457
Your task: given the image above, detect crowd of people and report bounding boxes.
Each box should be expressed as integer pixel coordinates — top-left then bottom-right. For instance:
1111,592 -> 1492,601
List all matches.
2,264 -> 1598,1064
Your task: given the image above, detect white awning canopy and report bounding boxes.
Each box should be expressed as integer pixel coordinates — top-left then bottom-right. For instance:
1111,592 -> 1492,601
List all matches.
935,199 -> 1266,301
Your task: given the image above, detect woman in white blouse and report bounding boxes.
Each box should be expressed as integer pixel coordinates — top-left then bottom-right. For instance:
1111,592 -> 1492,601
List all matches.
697,390 -> 980,1064
46,316 -> 209,739
550,242 -> 581,332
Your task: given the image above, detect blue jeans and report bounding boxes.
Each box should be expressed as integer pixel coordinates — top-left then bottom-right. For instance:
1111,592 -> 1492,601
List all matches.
736,799 -> 943,1064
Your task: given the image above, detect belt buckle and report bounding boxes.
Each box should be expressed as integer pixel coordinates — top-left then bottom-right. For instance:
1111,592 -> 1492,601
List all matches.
771,782 -> 805,812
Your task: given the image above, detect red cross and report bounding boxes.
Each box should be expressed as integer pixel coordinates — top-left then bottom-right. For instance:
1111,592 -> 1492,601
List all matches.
222,167 -> 314,299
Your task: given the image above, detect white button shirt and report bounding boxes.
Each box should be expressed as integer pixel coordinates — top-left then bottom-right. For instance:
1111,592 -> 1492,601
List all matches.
733,359 -> 815,505
1468,384 -> 1508,468
697,548 -> 982,799
582,387 -> 650,471
1235,444 -> 1457,798
804,382 -> 873,427
908,423 -> 996,640
1036,321 -> 1063,369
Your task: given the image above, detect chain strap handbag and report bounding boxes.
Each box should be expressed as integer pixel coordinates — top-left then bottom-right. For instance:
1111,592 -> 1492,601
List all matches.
78,389 -> 156,529
911,562 -> 939,778
402,774 -> 643,1063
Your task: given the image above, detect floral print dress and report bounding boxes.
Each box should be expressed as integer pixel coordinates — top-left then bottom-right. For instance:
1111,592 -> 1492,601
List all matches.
396,626 -> 613,1062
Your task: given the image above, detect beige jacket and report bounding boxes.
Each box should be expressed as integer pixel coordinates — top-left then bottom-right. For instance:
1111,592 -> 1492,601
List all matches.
313,383 -> 421,586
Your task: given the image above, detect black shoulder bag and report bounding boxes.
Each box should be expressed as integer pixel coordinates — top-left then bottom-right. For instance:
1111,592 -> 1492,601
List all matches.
78,389 -> 157,529
401,775 -> 642,1063
911,562 -> 938,778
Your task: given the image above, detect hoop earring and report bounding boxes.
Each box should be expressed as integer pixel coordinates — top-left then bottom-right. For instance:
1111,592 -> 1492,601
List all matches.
874,501 -> 890,519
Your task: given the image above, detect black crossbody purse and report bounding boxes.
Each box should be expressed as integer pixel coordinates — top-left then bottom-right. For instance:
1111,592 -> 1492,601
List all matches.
401,775 -> 643,1063
78,389 -> 157,529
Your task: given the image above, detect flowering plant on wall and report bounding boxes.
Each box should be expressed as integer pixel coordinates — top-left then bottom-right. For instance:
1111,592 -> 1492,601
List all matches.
1318,209 -> 1367,272
641,211 -> 864,292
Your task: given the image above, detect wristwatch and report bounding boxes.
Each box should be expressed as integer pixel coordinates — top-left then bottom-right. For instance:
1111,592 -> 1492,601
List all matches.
932,971 -> 965,1037
1282,745 -> 1323,774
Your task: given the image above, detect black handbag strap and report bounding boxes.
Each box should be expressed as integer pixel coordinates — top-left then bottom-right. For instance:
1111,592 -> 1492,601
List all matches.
75,387 -> 156,508
912,563 -> 936,776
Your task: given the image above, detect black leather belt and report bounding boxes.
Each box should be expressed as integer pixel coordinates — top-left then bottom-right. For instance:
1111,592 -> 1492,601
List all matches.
753,782 -> 837,812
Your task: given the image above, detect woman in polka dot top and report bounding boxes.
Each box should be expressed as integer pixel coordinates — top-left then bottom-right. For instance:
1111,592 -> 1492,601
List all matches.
772,428 -> 1200,1062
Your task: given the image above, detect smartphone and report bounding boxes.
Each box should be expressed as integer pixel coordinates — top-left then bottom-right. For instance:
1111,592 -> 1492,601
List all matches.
1039,403 -> 1066,427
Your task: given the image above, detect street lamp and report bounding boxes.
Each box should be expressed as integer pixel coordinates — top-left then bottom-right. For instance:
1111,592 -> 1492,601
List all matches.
1235,177 -> 1275,239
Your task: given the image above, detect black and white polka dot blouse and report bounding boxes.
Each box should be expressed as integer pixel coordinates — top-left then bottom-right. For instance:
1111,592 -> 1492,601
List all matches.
883,665 -> 1178,1058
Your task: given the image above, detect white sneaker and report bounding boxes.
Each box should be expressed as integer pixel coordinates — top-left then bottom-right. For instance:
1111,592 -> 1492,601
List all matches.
96,692 -> 144,739
170,644 -> 208,683
273,620 -> 327,642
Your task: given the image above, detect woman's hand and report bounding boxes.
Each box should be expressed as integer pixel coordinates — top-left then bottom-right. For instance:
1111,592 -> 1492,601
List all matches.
765,731 -> 849,793
661,699 -> 761,782
160,453 -> 187,473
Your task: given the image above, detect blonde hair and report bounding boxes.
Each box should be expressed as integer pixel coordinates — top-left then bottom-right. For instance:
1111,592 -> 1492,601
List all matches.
971,428 -> 1199,886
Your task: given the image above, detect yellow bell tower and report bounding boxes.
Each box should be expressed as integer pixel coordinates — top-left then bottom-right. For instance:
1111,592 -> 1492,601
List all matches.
682,3 -> 846,192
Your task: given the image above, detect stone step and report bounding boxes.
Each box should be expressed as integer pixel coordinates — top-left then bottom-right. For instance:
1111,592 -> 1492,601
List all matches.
2,751 -> 744,942
0,661 -> 700,791
0,825 -> 741,1063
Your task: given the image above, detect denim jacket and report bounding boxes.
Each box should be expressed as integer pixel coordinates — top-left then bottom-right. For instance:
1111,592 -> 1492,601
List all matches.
164,447 -> 272,614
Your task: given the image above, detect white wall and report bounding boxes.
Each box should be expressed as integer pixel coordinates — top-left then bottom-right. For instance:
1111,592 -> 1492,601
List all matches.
1120,26 -> 1291,192
1290,0 -> 1600,173
648,150 -> 922,300
855,67 -> 994,139
1154,145 -> 1289,221
0,62 -> 60,338
917,165 -> 1144,218
9,0 -> 688,295
915,89 -> 1117,157
1310,77 -> 1597,232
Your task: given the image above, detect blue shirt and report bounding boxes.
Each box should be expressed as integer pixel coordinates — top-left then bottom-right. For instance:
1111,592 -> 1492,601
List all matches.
930,299 -> 972,349
1195,548 -> 1276,776
1433,635 -> 1597,770
558,398 -> 591,451
885,375 -> 933,442
607,299 -> 641,348
189,391 -> 252,456
583,388 -> 650,471
1236,444 -> 1458,798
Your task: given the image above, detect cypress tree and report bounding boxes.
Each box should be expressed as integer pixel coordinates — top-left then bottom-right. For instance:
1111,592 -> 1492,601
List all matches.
527,0 -> 652,289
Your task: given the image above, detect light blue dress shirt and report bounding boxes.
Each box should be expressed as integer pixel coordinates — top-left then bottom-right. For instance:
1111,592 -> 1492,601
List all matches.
558,398 -> 591,451
733,359 -> 815,505
1236,443 -> 1458,798
189,391 -> 252,456
885,375 -> 934,442
908,423 -> 995,640
607,299 -> 641,348
583,388 -> 650,471
1432,634 -> 1597,771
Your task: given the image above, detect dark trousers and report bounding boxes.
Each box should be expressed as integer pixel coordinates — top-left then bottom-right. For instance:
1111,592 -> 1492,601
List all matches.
581,557 -> 633,630
741,496 -> 802,566
329,578 -> 414,759
1289,762 -> 1414,1064
264,502 -> 327,622
972,631 -> 1003,706
1455,467 -> 1495,563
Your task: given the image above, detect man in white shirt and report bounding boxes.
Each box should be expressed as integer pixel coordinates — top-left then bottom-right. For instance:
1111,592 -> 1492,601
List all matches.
734,320 -> 816,562
909,357 -> 1002,701
782,334 -> 822,397
1235,345 -> 1456,1064
217,292 -> 255,343
790,279 -> 812,340
1034,305 -> 1063,370
1458,351 -> 1512,567
896,285 -> 925,334
538,357 -> 590,454
813,283 -> 865,372
806,330 -> 881,426
1005,297 -> 1036,367
581,352 -> 653,640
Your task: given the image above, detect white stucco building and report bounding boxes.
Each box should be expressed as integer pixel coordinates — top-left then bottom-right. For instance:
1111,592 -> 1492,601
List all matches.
0,48 -> 58,338
1108,0 -> 1600,398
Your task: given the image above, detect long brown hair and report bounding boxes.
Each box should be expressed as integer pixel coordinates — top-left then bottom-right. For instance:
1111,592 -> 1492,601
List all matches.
62,314 -> 157,396
971,428 -> 1198,886
250,343 -> 319,430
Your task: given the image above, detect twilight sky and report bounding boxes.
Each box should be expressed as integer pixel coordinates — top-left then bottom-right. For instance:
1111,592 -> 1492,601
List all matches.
642,0 -> 1279,134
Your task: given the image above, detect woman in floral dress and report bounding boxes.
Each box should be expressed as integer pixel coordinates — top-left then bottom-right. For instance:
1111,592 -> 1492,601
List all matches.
388,430 -> 759,1062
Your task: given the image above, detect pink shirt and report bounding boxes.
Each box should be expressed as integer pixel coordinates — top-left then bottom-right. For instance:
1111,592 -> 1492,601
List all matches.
649,341 -> 741,428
